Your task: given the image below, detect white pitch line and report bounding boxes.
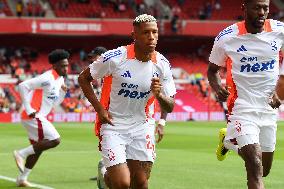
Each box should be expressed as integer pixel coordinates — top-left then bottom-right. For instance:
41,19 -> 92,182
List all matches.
0,175 -> 55,189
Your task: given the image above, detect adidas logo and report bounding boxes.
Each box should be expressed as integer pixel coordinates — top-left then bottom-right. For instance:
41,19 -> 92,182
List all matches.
237,45 -> 247,52
121,70 -> 131,78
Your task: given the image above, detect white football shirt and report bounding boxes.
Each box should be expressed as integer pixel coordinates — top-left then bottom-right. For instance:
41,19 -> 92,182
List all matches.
19,69 -> 66,120
89,44 -> 176,134
209,19 -> 284,114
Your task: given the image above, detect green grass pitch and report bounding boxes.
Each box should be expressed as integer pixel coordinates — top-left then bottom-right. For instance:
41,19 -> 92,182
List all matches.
1,121 -> 284,189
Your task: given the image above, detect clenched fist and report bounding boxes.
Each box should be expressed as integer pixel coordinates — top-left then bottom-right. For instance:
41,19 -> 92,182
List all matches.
151,77 -> 162,98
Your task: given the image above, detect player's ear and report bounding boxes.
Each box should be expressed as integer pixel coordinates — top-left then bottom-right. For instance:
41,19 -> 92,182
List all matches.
131,31 -> 136,42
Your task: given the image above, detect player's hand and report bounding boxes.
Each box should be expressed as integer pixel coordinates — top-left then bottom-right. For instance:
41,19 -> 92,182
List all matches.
155,124 -> 164,143
215,86 -> 230,102
28,112 -> 37,119
269,93 -> 281,109
151,77 -> 163,98
97,108 -> 114,126
61,84 -> 68,92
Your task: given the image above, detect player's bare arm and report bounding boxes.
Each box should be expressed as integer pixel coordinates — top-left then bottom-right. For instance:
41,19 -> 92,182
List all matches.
151,77 -> 174,113
78,68 -> 114,126
276,75 -> 284,101
207,63 -> 230,102
156,110 -> 167,143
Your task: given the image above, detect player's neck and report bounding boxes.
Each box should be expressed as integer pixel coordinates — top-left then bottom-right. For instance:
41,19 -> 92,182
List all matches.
134,44 -> 151,62
245,21 -> 263,34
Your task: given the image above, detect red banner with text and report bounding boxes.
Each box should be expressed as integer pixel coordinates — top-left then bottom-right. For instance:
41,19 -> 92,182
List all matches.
0,18 -> 233,36
0,112 -> 227,123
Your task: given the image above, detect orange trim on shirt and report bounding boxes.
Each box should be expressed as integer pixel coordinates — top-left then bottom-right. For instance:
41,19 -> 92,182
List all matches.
126,43 -> 157,63
264,19 -> 272,32
237,21 -> 247,35
51,69 -> 60,80
94,76 -> 113,137
237,19 -> 272,35
145,96 -> 155,120
226,58 -> 238,114
126,44 -> 135,59
21,89 -> 43,119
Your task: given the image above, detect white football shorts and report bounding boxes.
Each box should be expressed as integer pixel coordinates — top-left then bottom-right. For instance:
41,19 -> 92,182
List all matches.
22,114 -> 60,144
224,112 -> 277,152
100,122 -> 156,168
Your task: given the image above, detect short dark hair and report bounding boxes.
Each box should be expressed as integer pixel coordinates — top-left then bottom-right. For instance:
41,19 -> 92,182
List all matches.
244,0 -> 269,6
48,49 -> 70,64
88,46 -> 107,57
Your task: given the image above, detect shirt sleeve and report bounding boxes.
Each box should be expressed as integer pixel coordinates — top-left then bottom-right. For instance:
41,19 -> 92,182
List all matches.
208,35 -> 228,67
89,49 -> 122,79
54,88 -> 66,105
161,62 -> 176,97
18,74 -> 49,115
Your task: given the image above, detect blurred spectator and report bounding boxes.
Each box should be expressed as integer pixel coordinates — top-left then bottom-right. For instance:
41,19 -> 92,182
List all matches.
34,1 -> 42,17
16,0 -> 24,17
204,2 -> 212,19
57,0 -> 68,11
0,9 -> 5,17
177,0 -> 184,6
137,3 -> 146,15
214,0 -> 221,10
41,0 -> 49,16
0,0 -> 4,10
198,7 -> 206,20
79,49 -> 86,61
171,15 -> 179,33
118,0 -> 127,12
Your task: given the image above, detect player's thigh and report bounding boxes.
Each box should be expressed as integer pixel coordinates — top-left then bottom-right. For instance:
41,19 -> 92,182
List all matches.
237,135 -> 263,169
106,163 -> 130,187
100,132 -> 129,168
127,159 -> 153,181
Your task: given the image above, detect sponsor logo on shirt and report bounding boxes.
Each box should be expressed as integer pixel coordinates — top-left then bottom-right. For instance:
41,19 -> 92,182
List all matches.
47,95 -> 58,100
118,82 -> 150,99
240,59 -> 275,73
240,56 -> 257,63
121,70 -> 132,78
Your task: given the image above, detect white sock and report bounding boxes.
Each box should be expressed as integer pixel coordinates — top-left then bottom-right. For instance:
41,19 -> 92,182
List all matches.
224,140 -> 239,153
18,146 -> 35,159
19,167 -> 32,181
101,166 -> 107,176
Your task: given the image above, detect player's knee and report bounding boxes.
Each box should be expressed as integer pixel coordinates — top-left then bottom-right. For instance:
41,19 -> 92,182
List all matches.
111,177 -> 130,189
246,155 -> 262,177
133,178 -> 148,189
51,138 -> 61,147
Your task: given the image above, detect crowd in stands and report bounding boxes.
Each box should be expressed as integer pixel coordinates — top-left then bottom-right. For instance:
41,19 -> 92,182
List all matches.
0,44 -> 214,113
0,47 -> 39,80
0,86 -> 20,113
0,0 -> 283,22
16,0 -> 47,17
